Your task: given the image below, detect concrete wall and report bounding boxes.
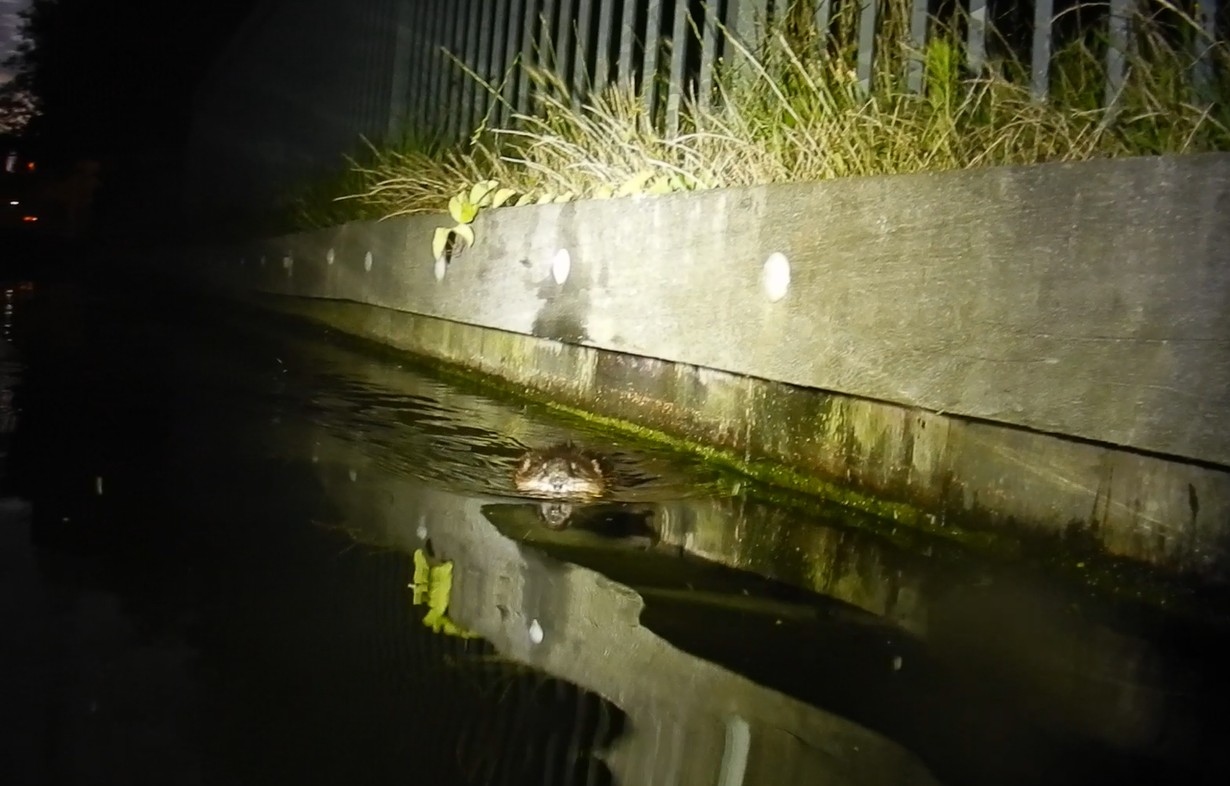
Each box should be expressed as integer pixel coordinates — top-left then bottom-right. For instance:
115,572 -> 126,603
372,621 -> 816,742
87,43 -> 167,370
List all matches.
176,153 -> 1230,580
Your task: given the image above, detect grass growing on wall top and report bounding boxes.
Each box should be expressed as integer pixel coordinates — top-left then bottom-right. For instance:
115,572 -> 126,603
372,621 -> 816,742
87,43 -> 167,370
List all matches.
289,0 -> 1230,227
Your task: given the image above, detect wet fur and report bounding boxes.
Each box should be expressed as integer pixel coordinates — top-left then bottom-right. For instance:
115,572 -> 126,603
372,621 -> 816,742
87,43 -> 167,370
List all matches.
513,443 -> 607,499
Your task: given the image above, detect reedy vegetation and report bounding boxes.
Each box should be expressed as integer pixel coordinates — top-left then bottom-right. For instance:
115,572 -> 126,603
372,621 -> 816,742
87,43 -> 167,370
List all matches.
289,0 -> 1229,229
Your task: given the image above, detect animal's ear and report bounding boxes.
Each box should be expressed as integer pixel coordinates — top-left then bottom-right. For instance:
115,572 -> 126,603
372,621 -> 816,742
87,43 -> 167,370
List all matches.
516,454 -> 532,471
589,458 -> 603,474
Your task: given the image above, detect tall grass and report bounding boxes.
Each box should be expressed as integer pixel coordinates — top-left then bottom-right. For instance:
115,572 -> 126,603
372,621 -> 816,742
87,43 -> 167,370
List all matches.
294,0 -> 1230,227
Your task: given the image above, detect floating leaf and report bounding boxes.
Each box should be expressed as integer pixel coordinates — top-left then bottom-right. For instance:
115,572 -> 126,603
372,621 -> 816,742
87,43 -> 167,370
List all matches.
440,617 -> 479,638
427,560 -> 454,614
410,549 -> 479,639
412,549 -> 430,604
422,606 -> 446,631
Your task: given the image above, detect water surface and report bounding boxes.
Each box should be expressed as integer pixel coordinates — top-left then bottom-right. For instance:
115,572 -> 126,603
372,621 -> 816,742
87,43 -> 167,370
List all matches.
2,267 -> 1226,786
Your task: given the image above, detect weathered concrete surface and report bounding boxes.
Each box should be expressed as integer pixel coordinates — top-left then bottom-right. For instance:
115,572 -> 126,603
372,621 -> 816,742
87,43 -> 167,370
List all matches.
240,294 -> 1230,581
187,153 -> 1230,467
169,153 -> 1230,579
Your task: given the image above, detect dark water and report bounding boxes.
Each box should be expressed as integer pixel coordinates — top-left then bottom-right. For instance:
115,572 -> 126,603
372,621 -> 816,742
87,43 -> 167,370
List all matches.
1,262 -> 1227,786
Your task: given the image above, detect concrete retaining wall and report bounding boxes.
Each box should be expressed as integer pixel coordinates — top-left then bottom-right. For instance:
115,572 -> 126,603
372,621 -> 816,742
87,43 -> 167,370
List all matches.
176,153 -> 1230,580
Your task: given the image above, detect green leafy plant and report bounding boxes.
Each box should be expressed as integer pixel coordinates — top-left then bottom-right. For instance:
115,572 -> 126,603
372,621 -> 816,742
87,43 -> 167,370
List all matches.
431,179 -> 517,261
289,0 -> 1227,234
411,548 -> 478,638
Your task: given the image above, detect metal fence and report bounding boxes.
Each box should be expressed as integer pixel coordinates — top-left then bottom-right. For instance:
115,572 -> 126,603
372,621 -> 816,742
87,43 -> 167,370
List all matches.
185,0 -> 1227,218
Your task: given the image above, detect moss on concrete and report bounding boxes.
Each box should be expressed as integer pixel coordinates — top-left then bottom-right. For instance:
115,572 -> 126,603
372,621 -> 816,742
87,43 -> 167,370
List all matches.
233,295 -> 1221,624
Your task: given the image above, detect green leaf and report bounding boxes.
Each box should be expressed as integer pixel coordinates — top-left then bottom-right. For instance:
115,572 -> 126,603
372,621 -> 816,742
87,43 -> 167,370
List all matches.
647,175 -> 674,195
447,194 -> 466,224
469,179 -> 499,206
490,187 -> 517,208
514,192 -> 537,207
412,549 -> 430,604
432,226 -> 453,260
614,169 -> 656,197
439,617 -> 480,638
427,561 -> 454,614
453,224 -> 475,250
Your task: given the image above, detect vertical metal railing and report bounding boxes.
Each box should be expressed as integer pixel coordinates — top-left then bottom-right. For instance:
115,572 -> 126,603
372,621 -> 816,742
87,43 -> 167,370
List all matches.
967,0 -> 988,72
641,1 -> 664,120
664,0 -> 690,135
189,0 -> 1228,215
1104,0 -> 1133,107
906,0 -> 930,93
388,0 -> 1229,140
1194,0 -> 1219,98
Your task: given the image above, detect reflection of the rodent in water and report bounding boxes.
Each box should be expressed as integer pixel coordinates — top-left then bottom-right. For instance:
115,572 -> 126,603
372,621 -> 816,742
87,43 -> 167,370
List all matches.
533,502 -> 664,550
537,502 -> 576,530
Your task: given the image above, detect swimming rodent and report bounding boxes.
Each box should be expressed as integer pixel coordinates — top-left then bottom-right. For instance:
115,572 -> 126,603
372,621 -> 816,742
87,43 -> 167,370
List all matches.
513,442 -> 607,499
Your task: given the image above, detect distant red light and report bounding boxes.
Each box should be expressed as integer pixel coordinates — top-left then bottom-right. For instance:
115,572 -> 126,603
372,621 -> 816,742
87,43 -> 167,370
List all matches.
22,215 -> 38,222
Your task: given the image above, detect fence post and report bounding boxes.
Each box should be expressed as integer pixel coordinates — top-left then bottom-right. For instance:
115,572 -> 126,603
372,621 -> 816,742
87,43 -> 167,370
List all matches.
1104,0 -> 1134,110
855,0 -> 877,94
387,0 -> 414,140
641,0 -> 664,124
617,0 -> 636,90
1193,0 -> 1219,102
967,0 -> 987,73
592,0 -> 617,92
457,0 -> 485,137
572,0 -> 594,105
665,0 -> 690,136
489,0 -> 514,127
697,0 -> 720,112
556,0 -> 577,102
516,0 -> 541,116
443,0 -> 467,141
724,0 -> 768,97
1031,0 -> 1054,101
814,0 -> 833,41
907,0 -> 930,94
497,0 -> 524,125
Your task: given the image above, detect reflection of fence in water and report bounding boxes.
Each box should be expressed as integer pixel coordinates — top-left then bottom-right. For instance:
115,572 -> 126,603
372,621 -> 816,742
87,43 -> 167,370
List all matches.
0,285 -> 27,468
423,633 -> 624,786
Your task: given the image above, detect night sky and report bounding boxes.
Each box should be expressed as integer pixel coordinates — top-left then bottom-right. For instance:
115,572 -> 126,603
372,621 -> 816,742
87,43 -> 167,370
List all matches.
0,0 -> 31,83
1,0 -> 263,235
